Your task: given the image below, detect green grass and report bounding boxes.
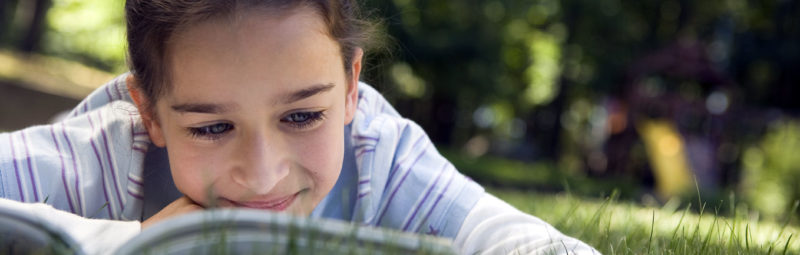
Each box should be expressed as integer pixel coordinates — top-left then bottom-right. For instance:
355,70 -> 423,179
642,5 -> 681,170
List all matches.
493,188 -> 799,254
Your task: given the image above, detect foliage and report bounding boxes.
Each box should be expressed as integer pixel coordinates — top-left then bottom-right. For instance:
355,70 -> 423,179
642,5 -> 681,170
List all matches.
742,119 -> 800,220
441,148 -> 641,199
44,0 -> 126,73
358,0 -> 800,221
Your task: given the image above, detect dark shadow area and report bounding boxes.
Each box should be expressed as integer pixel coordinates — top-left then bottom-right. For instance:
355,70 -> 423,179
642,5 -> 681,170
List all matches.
0,80 -> 78,130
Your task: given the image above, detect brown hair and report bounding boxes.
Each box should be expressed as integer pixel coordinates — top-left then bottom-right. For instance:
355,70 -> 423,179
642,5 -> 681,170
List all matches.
125,0 -> 380,110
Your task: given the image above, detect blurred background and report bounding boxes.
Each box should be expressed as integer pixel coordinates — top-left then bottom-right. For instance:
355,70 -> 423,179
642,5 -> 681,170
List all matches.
1,0 -> 799,223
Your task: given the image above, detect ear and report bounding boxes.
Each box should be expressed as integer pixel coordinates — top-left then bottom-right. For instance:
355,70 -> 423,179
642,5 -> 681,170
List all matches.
344,48 -> 363,125
126,74 -> 167,147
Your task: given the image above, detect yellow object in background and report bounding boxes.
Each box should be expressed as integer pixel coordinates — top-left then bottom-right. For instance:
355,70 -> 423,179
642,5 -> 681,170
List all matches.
638,119 -> 693,199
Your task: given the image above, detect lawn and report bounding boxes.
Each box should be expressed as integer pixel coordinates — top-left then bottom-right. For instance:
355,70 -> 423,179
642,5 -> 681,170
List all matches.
493,188 -> 799,254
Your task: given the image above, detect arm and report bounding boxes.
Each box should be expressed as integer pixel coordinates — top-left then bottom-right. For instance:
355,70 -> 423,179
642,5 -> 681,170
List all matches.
453,193 -> 599,255
351,83 -> 598,253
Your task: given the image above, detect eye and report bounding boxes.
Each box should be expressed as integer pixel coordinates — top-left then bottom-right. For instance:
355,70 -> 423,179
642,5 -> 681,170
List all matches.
281,111 -> 325,130
188,123 -> 234,140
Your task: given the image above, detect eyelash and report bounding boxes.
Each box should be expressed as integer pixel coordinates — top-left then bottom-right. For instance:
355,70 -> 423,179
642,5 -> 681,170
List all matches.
187,110 -> 325,140
188,123 -> 234,140
280,110 -> 326,130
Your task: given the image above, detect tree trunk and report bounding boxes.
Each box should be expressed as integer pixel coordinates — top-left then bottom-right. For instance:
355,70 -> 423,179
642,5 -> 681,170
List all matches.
0,0 -> 11,44
541,0 -> 580,161
18,0 -> 50,53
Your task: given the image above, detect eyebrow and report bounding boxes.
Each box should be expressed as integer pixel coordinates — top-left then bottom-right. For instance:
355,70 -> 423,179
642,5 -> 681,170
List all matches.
169,83 -> 336,114
171,103 -> 234,114
282,83 -> 336,104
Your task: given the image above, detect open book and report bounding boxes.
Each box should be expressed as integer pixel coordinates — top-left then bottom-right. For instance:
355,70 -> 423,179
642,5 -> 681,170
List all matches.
1,207 -> 455,254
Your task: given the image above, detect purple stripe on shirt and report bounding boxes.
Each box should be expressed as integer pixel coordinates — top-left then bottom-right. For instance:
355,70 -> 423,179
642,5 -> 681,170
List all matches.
129,115 -> 149,144
19,132 -> 40,201
356,148 -> 375,158
61,123 -> 83,214
402,162 -> 448,231
114,78 -> 126,101
87,114 -> 114,218
50,126 -> 76,213
357,191 -> 370,199
105,85 -> 115,101
97,113 -> 125,212
375,146 -> 429,225
132,147 -> 147,153
8,134 -> 26,202
386,135 -> 426,182
133,138 -> 150,145
354,135 -> 379,141
127,176 -> 143,186
415,170 -> 456,233
127,190 -> 143,200
358,179 -> 370,185
69,101 -> 86,118
353,143 -> 374,150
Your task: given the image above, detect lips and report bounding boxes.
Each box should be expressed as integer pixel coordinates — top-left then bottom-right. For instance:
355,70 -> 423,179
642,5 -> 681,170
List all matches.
225,192 -> 298,211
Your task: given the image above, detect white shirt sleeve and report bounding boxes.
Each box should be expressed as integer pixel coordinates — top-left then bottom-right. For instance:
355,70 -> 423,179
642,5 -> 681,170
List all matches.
453,193 -> 599,255
0,198 -> 140,255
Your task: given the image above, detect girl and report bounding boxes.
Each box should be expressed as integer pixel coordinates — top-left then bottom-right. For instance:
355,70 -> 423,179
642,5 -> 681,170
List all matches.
0,0 -> 597,254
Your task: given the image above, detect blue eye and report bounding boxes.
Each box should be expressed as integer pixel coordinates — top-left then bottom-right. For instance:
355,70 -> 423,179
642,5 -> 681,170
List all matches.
281,111 -> 325,129
189,123 -> 233,140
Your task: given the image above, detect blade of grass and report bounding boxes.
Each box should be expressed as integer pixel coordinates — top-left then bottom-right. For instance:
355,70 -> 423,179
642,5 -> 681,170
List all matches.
647,210 -> 654,254
90,201 -> 109,218
699,208 -> 719,254
580,190 -> 617,238
722,220 -> 742,254
776,200 -> 799,244
729,192 -> 737,250
782,233 -> 793,255
745,224 -> 751,252
670,204 -> 690,242
689,202 -> 707,246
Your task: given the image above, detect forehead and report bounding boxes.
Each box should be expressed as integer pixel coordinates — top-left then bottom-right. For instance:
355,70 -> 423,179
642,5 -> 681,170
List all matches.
161,7 -> 344,101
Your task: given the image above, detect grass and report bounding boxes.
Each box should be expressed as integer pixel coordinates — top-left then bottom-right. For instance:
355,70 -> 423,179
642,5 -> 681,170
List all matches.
492,188 -> 799,254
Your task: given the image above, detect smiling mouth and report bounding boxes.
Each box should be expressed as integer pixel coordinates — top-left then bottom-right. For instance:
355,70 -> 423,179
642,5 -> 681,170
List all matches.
225,192 -> 299,211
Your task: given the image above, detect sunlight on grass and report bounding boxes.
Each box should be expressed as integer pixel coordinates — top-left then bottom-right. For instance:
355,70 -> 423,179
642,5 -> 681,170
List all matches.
492,189 -> 799,254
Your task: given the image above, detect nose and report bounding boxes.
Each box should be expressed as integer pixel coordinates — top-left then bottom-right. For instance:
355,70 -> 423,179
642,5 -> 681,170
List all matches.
231,132 -> 290,195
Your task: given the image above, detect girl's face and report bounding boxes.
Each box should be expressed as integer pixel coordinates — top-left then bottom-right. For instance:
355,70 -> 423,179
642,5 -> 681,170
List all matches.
139,8 -> 361,216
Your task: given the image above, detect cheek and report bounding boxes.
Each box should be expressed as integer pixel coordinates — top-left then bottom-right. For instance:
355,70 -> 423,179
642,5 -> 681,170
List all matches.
295,121 -> 345,197
166,139 -> 226,204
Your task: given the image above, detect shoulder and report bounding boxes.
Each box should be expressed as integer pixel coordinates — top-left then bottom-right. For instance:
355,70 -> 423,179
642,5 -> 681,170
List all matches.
0,73 -> 148,220
347,82 -> 485,238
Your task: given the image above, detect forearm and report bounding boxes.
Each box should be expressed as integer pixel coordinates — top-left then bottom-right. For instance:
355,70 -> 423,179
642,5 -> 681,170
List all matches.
453,193 -> 599,255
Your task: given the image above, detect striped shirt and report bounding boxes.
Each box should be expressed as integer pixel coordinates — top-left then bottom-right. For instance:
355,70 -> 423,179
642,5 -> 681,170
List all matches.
0,73 -> 484,238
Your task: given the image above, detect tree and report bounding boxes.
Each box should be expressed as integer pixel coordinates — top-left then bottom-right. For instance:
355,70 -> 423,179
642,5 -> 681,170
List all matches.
16,0 -> 51,52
